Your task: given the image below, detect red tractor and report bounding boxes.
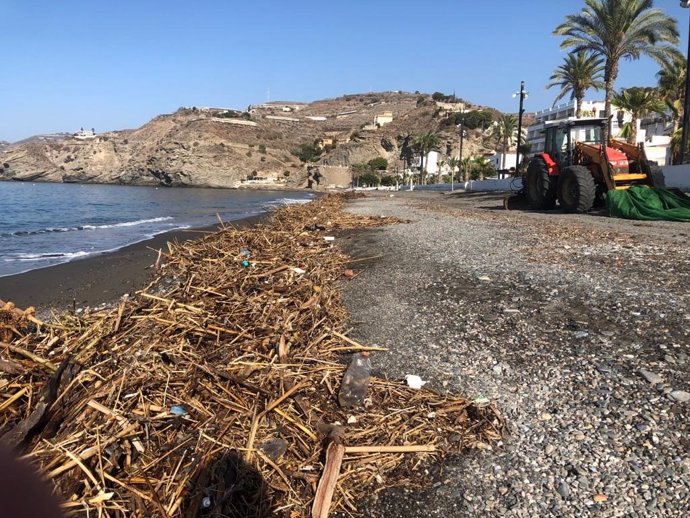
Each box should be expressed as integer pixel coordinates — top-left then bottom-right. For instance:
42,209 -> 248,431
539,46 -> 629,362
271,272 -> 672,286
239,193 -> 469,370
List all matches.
524,118 -> 663,213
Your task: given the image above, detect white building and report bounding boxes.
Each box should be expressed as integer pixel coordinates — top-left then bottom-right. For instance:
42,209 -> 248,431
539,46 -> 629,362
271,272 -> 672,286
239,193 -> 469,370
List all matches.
489,150 -> 517,171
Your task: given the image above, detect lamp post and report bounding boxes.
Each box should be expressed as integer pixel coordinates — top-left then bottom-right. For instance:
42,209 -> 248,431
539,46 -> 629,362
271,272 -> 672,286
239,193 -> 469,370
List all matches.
513,81 -> 528,176
680,1 -> 690,163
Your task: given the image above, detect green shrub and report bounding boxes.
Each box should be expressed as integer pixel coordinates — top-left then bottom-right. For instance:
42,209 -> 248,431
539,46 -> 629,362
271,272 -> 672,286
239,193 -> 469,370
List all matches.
359,172 -> 380,186
380,175 -> 397,186
283,170 -> 290,177
246,151 -> 252,157
367,157 -> 388,170
258,144 -> 267,154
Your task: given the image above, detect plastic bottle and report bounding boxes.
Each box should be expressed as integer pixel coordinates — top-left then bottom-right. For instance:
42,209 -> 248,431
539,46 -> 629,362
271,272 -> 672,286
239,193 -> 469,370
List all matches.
338,352 -> 372,408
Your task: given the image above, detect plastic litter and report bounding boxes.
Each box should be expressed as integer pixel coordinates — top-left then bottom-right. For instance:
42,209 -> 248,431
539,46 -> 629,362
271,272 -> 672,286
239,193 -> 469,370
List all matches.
405,374 -> 427,390
240,248 -> 251,257
324,236 -> 335,242
169,404 -> 188,416
338,352 -> 372,407
260,437 -> 288,461
201,496 -> 211,509
241,260 -> 250,268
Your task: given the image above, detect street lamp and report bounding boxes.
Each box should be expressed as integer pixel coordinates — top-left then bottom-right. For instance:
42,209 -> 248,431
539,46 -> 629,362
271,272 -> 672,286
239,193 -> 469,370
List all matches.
513,81 -> 528,176
680,1 -> 690,163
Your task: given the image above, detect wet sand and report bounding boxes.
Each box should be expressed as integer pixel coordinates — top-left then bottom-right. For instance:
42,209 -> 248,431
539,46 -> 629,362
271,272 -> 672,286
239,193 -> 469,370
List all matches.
0,214 -> 266,313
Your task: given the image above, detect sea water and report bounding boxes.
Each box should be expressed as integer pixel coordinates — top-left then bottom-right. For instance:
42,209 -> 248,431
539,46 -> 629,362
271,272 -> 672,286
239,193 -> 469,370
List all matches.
0,182 -> 313,277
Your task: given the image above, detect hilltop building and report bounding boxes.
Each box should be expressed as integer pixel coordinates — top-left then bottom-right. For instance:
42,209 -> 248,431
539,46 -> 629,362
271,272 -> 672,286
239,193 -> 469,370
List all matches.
374,111 -> 394,127
73,128 -> 96,140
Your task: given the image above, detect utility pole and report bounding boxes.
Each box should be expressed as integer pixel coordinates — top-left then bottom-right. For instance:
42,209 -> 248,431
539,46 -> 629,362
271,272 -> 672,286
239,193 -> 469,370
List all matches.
513,81 -> 528,175
457,121 -> 465,184
680,1 -> 690,163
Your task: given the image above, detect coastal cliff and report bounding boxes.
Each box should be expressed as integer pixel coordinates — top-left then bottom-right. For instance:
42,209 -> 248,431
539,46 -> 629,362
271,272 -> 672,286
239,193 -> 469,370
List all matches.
0,92 -> 494,188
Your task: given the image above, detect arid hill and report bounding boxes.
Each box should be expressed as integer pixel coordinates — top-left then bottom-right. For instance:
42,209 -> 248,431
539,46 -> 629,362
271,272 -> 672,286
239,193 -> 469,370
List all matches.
0,92 -> 497,188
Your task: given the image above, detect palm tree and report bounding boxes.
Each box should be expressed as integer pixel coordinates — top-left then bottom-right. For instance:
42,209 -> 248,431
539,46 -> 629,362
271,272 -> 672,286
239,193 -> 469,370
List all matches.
657,54 -> 686,134
611,87 -> 665,143
490,115 -> 519,170
546,51 -> 604,117
447,157 -> 460,183
413,132 -> 442,184
472,156 -> 494,181
554,0 -> 680,141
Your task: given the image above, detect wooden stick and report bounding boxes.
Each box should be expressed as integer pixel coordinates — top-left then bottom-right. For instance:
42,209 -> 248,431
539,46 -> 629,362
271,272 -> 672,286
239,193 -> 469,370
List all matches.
312,429 -> 346,518
325,329 -> 387,352
344,445 -> 436,454
344,254 -> 385,264
48,423 -> 139,479
1,342 -> 58,372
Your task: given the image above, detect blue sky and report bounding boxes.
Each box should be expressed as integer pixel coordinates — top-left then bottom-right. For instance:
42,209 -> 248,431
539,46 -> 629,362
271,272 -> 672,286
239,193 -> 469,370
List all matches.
1,0 -> 688,141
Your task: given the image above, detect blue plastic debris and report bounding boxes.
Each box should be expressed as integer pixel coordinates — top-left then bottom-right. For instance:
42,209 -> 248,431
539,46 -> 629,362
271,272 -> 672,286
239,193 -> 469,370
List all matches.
170,405 -> 188,416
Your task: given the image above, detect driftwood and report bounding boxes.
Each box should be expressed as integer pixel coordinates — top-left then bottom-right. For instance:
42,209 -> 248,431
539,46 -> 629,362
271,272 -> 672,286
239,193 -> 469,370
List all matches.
311,426 -> 345,518
0,194 -> 506,517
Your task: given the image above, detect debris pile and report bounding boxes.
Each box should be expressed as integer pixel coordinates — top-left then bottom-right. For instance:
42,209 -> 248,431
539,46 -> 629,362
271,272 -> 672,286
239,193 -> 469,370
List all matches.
0,194 -> 505,517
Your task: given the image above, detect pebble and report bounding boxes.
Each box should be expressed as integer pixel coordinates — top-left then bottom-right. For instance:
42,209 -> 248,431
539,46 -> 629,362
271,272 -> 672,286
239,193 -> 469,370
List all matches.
639,369 -> 663,384
558,481 -> 571,499
669,390 -> 690,403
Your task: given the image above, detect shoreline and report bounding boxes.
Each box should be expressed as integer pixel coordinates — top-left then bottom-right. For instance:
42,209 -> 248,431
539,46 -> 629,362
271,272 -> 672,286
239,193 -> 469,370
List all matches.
0,213 -> 268,313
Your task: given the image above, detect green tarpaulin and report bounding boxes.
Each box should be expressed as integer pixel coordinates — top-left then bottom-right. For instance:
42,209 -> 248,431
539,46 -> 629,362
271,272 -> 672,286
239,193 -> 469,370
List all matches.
607,186 -> 690,222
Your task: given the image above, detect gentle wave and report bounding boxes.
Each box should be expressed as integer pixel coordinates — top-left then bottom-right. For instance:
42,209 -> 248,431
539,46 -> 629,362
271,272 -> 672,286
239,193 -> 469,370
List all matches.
264,197 -> 314,208
9,251 -> 92,262
82,216 -> 174,229
1,216 -> 174,237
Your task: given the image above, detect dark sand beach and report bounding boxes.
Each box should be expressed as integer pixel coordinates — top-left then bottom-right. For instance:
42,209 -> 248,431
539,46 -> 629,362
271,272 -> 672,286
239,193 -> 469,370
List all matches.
0,214 -> 266,312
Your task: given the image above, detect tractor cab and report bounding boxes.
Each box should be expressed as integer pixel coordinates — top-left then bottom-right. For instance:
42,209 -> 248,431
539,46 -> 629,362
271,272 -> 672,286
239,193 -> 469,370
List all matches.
542,118 -> 606,168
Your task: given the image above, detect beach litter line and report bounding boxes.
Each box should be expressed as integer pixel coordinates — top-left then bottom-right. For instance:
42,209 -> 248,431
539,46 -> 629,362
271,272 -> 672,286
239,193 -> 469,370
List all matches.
0,193 -> 505,518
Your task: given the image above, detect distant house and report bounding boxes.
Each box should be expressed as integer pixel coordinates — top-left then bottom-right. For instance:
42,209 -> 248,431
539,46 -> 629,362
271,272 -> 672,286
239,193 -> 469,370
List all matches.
73,128 -> 96,140
435,101 -> 466,113
255,102 -> 307,112
489,149 -> 517,172
374,112 -> 394,127
316,137 -> 335,151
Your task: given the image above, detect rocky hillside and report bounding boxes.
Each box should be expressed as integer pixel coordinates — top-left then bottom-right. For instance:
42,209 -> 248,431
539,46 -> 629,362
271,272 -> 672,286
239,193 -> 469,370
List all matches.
0,92 -> 498,188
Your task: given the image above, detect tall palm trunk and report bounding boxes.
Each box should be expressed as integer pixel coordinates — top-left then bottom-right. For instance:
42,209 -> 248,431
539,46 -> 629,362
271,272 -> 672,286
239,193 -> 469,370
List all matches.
575,93 -> 583,118
603,60 -> 620,142
419,153 -> 425,185
628,114 -> 638,144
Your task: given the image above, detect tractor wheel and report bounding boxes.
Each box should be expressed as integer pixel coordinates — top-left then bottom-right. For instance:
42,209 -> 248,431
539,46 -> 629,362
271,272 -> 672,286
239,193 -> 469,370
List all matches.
558,166 -> 596,213
525,158 -> 557,210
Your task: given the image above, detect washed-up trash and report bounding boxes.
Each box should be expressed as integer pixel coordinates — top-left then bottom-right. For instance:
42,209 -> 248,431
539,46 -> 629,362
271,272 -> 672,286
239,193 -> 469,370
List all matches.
474,396 -> 491,406
201,496 -> 212,509
241,260 -> 250,268
405,374 -> 427,390
169,405 -> 188,416
342,269 -> 355,279
260,437 -> 288,461
338,352 -> 372,407
290,267 -> 306,275
240,248 -> 251,257
478,276 -> 491,282
324,236 -> 335,242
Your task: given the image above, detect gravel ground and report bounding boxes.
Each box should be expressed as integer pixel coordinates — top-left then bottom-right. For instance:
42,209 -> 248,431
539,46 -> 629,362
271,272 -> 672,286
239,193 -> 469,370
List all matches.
339,191 -> 689,517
